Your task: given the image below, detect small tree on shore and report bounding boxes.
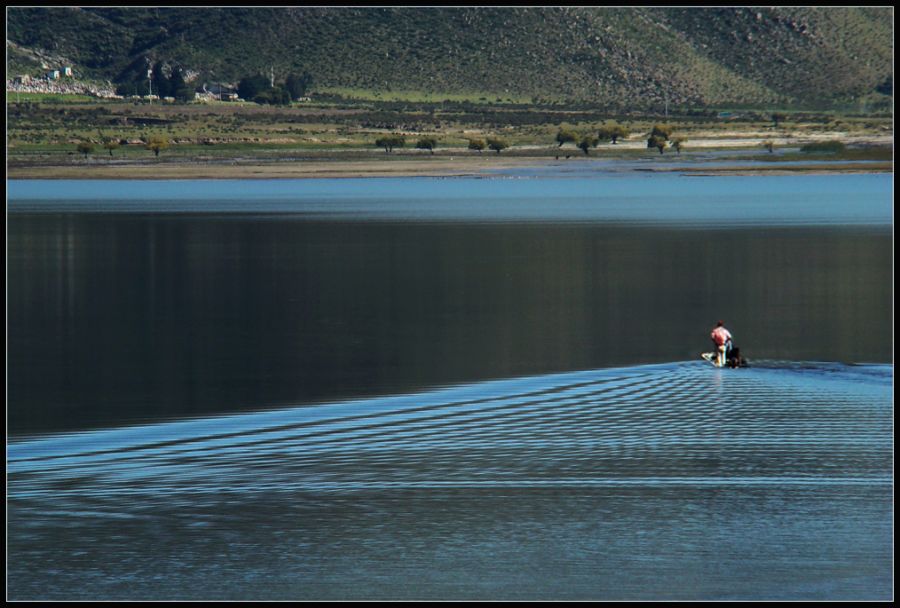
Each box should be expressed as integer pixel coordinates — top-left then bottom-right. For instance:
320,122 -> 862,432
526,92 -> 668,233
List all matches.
647,125 -> 672,154
648,135 -> 667,154
578,135 -> 599,156
762,140 -> 775,153
146,136 -> 169,157
771,112 -> 787,128
486,137 -> 509,154
416,137 -> 438,154
375,134 -> 405,153
103,138 -> 120,157
650,124 -> 673,140
76,141 -> 95,159
468,138 -> 486,153
555,127 -> 578,148
671,136 -> 687,155
598,123 -> 628,144
388,135 -> 406,153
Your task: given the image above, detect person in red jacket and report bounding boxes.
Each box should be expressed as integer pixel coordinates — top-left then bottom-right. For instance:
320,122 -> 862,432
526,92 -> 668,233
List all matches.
710,320 -> 733,368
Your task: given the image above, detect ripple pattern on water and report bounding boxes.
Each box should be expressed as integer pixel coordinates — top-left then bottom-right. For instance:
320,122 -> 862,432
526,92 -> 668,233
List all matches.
8,361 -> 892,500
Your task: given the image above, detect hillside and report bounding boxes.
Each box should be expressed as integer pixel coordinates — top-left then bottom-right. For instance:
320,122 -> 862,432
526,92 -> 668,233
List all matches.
6,6 -> 894,109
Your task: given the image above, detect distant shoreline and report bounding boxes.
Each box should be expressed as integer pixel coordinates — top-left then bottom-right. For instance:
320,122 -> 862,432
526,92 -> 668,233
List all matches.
7,133 -> 894,180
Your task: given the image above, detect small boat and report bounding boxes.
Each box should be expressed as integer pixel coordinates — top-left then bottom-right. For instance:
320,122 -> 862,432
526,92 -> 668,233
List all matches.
701,345 -> 748,368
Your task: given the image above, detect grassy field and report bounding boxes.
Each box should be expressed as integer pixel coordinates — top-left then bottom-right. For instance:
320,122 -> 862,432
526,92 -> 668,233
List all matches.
6,91 -> 97,103
316,87 -> 537,105
748,147 -> 894,163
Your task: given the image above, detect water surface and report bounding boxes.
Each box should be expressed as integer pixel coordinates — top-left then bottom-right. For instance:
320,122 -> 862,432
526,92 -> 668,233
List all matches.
6,173 -> 894,600
7,175 -> 893,435
7,361 -> 893,600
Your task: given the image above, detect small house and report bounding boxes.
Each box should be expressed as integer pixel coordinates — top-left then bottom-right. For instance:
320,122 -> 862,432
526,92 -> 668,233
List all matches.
62,66 -> 73,77
46,70 -> 60,80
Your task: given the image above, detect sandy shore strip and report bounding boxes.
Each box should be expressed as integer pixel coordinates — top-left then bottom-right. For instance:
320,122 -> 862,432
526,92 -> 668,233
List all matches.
8,156 -> 893,180
6,156 -> 557,180
664,162 -> 893,176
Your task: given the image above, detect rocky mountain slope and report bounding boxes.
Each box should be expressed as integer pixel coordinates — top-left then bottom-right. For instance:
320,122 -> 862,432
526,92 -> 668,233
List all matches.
6,6 -> 893,109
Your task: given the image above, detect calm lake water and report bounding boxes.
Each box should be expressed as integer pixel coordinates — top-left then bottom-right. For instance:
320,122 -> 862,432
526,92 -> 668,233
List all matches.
6,172 -> 894,600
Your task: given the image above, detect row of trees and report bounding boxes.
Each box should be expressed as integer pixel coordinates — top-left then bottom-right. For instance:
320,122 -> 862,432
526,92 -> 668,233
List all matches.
554,123 -> 631,156
151,64 -> 193,101
237,72 -> 313,105
552,123 -> 691,155
77,130 -> 690,159
376,124 -> 684,157
115,62 -> 194,101
76,136 -> 169,158
554,124 -> 688,155
555,123 -> 629,151
469,137 -> 509,154
79,126 -> 686,159
375,135 -> 510,154
376,124 -> 689,156
115,62 -> 315,105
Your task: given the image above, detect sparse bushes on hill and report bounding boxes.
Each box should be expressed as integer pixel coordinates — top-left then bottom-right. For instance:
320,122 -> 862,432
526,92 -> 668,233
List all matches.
8,7 -> 893,109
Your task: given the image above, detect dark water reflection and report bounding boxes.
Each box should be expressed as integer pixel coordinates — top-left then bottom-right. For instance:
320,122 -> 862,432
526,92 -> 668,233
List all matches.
7,214 -> 892,435
6,175 -> 894,600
